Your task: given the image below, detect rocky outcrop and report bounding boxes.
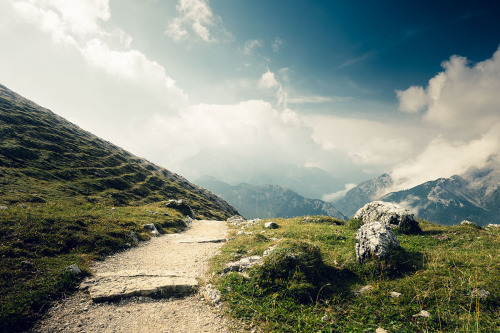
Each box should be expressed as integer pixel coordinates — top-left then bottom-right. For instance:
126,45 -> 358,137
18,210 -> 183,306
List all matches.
264,221 -> 279,229
355,222 -> 400,263
166,199 -> 196,219
354,201 -> 421,234
143,223 -> 160,236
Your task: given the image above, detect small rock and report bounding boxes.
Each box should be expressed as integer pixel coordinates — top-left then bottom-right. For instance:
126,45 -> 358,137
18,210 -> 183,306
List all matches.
202,284 -> 222,305
460,220 -> 477,226
390,291 -> 402,298
413,310 -> 431,318
129,231 -> 139,245
264,221 -> 279,229
375,328 -> 388,333
471,288 -> 490,298
321,315 -> 328,322
223,255 -> 262,273
354,284 -> 373,295
64,264 -> 82,275
143,223 -> 160,236
0,205 -> 7,210
21,260 -> 35,271
236,230 -> 245,235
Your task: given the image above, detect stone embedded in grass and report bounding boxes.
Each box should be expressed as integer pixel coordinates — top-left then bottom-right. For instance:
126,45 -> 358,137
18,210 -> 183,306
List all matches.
264,221 -> 279,229
375,328 -> 388,333
223,255 -> 262,273
64,264 -> 82,275
460,220 -> 477,226
413,310 -> 431,318
354,201 -> 421,234
390,291 -> 402,298
355,222 -> 400,263
471,288 -> 490,298
0,205 -> 7,210
143,223 -> 160,236
129,231 -> 139,245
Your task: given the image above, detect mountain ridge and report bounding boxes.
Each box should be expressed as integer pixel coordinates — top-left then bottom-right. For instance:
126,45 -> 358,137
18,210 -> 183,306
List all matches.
196,175 -> 347,220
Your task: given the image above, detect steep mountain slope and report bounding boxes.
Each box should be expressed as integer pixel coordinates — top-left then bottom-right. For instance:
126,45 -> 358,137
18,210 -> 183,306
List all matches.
0,84 -> 237,218
196,176 -> 347,220
332,173 -> 393,217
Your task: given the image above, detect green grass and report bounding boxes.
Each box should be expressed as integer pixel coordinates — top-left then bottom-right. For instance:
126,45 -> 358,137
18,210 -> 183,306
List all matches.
0,200 -> 187,332
209,218 -> 500,332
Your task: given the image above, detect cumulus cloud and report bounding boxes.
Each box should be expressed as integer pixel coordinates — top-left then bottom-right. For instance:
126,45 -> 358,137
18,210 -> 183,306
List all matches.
166,0 -> 225,42
259,69 -> 279,89
390,47 -> 500,191
396,86 -> 426,113
397,48 -> 500,139
12,0 -> 110,42
11,0 -> 187,107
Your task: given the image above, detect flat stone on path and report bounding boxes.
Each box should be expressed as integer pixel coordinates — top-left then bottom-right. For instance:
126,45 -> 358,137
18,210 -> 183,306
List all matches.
83,272 -> 199,302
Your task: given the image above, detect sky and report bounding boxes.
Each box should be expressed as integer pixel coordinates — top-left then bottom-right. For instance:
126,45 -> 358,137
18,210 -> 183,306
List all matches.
1,0 -> 499,200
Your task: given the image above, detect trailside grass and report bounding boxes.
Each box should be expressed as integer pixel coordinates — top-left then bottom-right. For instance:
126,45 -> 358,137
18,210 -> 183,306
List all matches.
209,217 -> 500,332
0,200 -> 187,332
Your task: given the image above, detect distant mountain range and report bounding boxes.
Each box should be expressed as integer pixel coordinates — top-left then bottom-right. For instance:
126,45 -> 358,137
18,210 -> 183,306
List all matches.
196,176 -> 347,220
332,157 -> 500,226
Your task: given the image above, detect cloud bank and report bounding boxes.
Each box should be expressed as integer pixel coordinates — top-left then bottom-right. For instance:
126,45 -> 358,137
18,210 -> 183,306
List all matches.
391,47 -> 500,192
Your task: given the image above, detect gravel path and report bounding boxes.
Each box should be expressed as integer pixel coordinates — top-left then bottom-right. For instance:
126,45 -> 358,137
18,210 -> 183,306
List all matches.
31,220 -> 234,333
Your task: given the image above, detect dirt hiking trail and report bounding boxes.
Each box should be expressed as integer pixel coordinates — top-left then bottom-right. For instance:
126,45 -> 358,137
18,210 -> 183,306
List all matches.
31,220 -> 235,333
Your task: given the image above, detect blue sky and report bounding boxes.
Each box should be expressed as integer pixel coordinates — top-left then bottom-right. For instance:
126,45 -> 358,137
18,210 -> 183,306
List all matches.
1,0 -> 499,199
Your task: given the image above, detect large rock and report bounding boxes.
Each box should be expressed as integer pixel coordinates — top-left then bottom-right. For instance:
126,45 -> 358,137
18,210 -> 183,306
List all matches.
166,199 -> 195,219
355,222 -> 400,263
354,201 -> 421,234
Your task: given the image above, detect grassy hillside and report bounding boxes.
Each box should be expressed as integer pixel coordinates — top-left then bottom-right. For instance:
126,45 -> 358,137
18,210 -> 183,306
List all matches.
210,218 -> 500,332
0,84 -> 237,332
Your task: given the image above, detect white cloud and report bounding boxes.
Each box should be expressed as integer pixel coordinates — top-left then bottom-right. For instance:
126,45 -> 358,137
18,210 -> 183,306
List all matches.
397,48 -> 500,139
259,69 -> 279,89
396,86 -> 426,113
390,47 -> 500,190
166,0 -> 224,42
139,100 -> 320,174
243,39 -> 262,54
388,128 -> 500,192
289,95 -> 352,104
11,0 -> 187,108
271,37 -> 284,52
322,183 -> 357,202
12,0 -> 110,41
80,39 -> 187,104
304,116 -> 429,167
